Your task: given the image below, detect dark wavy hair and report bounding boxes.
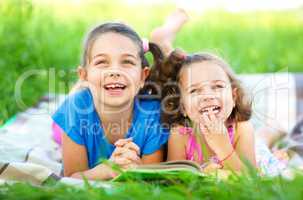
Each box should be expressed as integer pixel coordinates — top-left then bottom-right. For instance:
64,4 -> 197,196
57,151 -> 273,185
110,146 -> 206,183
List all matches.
151,49 -> 252,127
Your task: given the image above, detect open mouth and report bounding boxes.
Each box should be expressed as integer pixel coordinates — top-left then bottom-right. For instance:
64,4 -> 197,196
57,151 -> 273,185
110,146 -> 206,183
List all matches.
199,105 -> 221,115
104,83 -> 126,90
103,83 -> 127,95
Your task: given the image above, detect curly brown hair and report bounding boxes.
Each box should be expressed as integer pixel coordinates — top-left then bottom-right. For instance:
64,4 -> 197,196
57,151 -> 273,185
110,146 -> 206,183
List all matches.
151,49 -> 252,127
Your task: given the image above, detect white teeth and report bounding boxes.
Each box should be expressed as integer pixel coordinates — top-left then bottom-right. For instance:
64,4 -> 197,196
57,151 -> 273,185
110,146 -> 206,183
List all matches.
105,83 -> 126,89
213,108 -> 219,114
200,106 -> 220,114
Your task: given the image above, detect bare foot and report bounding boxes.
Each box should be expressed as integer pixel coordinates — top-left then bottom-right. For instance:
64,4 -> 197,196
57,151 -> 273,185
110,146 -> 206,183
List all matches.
150,8 -> 189,56
256,125 -> 287,148
273,149 -> 289,163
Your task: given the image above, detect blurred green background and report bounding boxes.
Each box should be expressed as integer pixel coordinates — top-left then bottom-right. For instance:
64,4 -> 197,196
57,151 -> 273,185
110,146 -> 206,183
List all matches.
0,0 -> 302,124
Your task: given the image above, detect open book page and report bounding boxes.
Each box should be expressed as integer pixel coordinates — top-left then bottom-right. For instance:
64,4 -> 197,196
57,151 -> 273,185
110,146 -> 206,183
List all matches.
112,160 -> 205,182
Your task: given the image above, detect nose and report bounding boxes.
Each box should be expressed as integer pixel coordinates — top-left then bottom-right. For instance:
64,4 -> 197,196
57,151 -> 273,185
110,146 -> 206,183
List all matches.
199,86 -> 217,102
107,66 -> 121,78
109,71 -> 120,78
200,93 -> 216,102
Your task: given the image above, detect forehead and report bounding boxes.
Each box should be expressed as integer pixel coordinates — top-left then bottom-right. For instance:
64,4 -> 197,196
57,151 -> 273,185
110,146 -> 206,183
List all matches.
179,61 -> 230,86
90,32 -> 139,58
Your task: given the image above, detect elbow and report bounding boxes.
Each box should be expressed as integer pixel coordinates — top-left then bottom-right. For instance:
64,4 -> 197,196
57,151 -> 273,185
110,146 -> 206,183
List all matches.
64,169 -> 81,179
69,172 -> 85,179
70,172 -> 81,179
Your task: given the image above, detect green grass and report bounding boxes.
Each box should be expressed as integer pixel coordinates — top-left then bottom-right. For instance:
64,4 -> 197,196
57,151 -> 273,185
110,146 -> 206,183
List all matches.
1,171 -> 303,200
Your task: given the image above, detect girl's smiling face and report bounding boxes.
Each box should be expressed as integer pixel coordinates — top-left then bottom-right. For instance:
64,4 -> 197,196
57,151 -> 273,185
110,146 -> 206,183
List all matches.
83,32 -> 149,109
179,61 -> 236,123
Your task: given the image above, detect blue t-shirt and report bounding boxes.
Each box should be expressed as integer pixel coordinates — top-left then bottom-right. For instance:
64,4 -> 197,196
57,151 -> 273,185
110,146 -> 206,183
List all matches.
52,88 -> 169,169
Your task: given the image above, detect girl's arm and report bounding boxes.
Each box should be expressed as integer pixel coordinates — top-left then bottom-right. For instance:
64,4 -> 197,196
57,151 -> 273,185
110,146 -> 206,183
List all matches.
216,121 -> 256,171
234,121 -> 257,167
115,139 -> 164,164
167,127 -> 187,161
142,149 -> 164,164
62,132 -> 115,180
63,133 -> 162,179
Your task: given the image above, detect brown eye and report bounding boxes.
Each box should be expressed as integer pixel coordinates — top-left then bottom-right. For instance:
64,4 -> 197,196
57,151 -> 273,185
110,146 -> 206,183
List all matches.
95,60 -> 105,65
212,83 -> 226,90
216,84 -> 224,88
122,60 -> 135,66
189,89 -> 197,94
94,60 -> 108,67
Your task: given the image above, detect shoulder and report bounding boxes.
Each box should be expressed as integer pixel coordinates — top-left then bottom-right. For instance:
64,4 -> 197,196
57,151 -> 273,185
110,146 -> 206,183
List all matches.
135,98 -> 161,121
167,125 -> 188,160
61,88 -> 94,113
53,88 -> 95,121
169,125 -> 190,144
67,88 -> 92,107
236,121 -> 254,133
234,121 -> 254,143
136,98 -> 161,111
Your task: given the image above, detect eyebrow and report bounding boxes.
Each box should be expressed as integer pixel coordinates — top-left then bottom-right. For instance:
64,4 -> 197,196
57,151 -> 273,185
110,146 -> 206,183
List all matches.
185,80 -> 226,90
122,53 -> 137,59
92,53 -> 137,60
92,53 -> 107,59
186,83 -> 201,90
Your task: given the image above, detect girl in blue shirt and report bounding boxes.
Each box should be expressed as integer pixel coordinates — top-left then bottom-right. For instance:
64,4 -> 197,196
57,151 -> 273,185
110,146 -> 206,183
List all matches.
52,22 -> 169,180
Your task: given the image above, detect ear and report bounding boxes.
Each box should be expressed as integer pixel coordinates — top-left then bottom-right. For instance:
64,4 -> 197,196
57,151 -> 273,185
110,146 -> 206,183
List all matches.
178,96 -> 188,117
77,66 -> 87,81
232,88 -> 238,107
180,103 -> 187,117
140,67 -> 150,87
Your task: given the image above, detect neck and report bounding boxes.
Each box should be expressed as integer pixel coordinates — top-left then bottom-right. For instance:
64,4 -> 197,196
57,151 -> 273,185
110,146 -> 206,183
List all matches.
96,99 -> 134,125
100,104 -> 133,125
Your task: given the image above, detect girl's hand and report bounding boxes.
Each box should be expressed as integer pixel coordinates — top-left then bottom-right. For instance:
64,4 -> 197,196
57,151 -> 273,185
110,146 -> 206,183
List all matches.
201,161 -> 222,174
199,110 -> 233,155
110,138 -> 141,169
114,138 -> 140,155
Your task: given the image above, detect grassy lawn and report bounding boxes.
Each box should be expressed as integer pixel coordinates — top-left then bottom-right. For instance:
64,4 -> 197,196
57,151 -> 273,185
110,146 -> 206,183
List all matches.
1,171 -> 303,199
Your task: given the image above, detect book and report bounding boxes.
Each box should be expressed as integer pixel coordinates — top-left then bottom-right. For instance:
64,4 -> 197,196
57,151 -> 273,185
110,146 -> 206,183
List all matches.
112,160 -> 205,182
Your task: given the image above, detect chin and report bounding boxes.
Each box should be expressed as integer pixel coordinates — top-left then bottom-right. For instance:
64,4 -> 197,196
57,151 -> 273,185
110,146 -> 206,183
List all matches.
105,98 -> 133,108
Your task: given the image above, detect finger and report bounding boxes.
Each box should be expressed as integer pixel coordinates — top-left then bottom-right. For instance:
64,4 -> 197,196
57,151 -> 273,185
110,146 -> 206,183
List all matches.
199,121 -> 208,134
208,109 -> 216,122
203,162 -> 221,173
112,147 -> 128,157
201,113 -> 211,127
208,110 -> 219,132
114,138 -> 132,147
200,113 -> 209,123
124,142 -> 140,155
200,114 -> 211,134
114,157 -> 132,166
121,163 -> 138,170
122,150 -> 141,163
114,138 -> 133,147
209,110 -> 225,134
113,147 -> 140,163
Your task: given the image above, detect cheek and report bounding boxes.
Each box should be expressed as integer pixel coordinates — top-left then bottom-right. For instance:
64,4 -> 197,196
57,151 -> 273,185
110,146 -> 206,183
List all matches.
124,68 -> 142,85
182,95 -> 200,119
87,69 -> 103,86
221,91 -> 234,114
